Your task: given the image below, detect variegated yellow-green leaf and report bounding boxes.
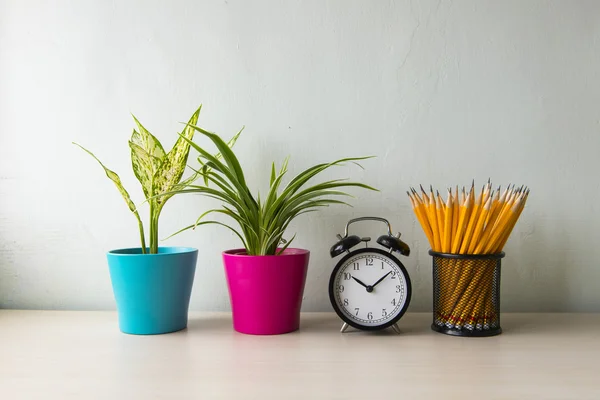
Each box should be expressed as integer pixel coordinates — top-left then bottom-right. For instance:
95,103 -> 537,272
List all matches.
73,143 -> 137,212
131,116 -> 166,160
72,142 -> 147,253
130,115 -> 166,200
129,115 -> 165,198
74,105 -> 241,255
152,106 -> 201,205
129,137 -> 163,199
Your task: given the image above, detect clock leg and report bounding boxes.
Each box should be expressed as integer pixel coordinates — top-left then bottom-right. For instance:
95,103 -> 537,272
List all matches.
340,323 -> 350,333
391,323 -> 401,334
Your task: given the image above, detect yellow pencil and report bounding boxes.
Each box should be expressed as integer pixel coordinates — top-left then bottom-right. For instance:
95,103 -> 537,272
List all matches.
469,194 -> 493,254
494,190 -> 528,252
428,193 -> 442,251
474,188 -> 503,254
435,192 -> 445,247
409,191 -> 434,248
458,185 -> 483,254
450,195 -> 468,253
443,189 -> 453,253
408,181 -> 530,332
492,185 -> 516,230
484,194 -> 521,254
420,184 -> 430,203
451,186 -> 460,243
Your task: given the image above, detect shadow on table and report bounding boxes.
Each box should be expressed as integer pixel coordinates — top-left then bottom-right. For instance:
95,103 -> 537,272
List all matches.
185,315 -> 233,332
500,313 -> 586,336
298,313 -> 429,336
184,313 -> 433,336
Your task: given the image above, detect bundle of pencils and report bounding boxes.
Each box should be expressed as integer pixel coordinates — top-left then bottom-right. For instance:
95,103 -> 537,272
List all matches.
407,181 -> 529,330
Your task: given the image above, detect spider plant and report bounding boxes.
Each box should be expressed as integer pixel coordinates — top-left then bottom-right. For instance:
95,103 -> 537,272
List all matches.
73,106 -> 239,254
168,126 -> 377,256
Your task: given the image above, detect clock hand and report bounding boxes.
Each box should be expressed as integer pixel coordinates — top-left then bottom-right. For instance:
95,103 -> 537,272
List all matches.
351,276 -> 369,288
371,271 -> 392,288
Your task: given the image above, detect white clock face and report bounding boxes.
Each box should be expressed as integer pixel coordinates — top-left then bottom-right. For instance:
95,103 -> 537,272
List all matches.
332,251 -> 409,328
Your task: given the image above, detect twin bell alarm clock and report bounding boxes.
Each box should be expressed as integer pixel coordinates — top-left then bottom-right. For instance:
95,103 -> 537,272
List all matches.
329,217 -> 412,333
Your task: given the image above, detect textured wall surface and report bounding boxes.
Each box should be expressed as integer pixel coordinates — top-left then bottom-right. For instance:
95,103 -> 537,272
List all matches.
1,0 -> 599,312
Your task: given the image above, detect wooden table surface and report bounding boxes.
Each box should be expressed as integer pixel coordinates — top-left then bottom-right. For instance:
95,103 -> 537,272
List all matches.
0,311 -> 598,399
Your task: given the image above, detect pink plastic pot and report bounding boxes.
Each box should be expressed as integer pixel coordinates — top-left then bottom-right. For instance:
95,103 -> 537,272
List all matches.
223,248 -> 310,335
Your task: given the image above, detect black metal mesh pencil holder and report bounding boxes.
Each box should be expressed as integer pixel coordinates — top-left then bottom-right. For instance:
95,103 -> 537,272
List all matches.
429,250 -> 505,337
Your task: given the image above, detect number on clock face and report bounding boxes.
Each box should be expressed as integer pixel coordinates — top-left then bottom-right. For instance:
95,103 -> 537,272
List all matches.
333,252 -> 407,326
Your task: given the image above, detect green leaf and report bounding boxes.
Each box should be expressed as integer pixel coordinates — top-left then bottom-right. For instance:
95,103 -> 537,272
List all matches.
264,161 -> 288,211
261,161 -> 369,228
186,124 -> 249,190
285,157 -> 374,198
181,129 -> 258,215
276,233 -> 296,255
179,129 -> 242,190
164,220 -> 248,250
152,106 -> 201,205
73,142 -> 147,253
166,121 -> 376,255
270,162 -> 276,187
73,143 -> 137,213
130,115 -> 166,160
129,140 -> 162,199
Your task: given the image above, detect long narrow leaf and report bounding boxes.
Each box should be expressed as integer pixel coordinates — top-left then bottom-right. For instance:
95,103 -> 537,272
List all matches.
179,131 -> 259,216
270,162 -> 276,187
73,142 -> 147,251
269,157 -> 375,218
192,128 -> 243,187
276,233 -> 296,255
164,220 -> 248,249
172,125 -> 376,255
73,143 -> 138,214
186,124 -> 247,188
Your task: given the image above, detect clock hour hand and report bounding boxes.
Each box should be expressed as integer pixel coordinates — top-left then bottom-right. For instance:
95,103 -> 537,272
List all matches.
351,276 -> 369,288
371,271 -> 392,288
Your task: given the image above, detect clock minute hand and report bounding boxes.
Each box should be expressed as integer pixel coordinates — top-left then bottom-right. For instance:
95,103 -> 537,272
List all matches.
351,276 -> 369,288
371,271 -> 392,288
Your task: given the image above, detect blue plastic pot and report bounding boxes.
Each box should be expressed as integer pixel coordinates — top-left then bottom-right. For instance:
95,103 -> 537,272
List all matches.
107,247 -> 198,335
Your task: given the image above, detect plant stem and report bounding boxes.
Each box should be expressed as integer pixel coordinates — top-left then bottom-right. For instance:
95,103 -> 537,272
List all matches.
149,202 -> 160,254
137,217 -> 147,254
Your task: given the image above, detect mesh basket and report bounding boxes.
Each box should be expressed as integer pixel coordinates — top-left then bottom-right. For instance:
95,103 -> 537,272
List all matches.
430,250 -> 504,337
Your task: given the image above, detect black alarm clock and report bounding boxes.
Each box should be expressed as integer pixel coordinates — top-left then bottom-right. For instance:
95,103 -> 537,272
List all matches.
329,217 -> 412,333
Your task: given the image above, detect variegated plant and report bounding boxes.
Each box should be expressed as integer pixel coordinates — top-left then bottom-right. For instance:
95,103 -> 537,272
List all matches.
73,106 -> 239,254
165,126 -> 377,256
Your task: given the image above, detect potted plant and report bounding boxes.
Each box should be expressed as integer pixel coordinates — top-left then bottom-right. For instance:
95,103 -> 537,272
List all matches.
73,106 -> 239,335
169,126 -> 376,335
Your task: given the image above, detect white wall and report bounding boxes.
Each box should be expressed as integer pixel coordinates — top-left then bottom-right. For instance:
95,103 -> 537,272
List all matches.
1,0 -> 599,312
